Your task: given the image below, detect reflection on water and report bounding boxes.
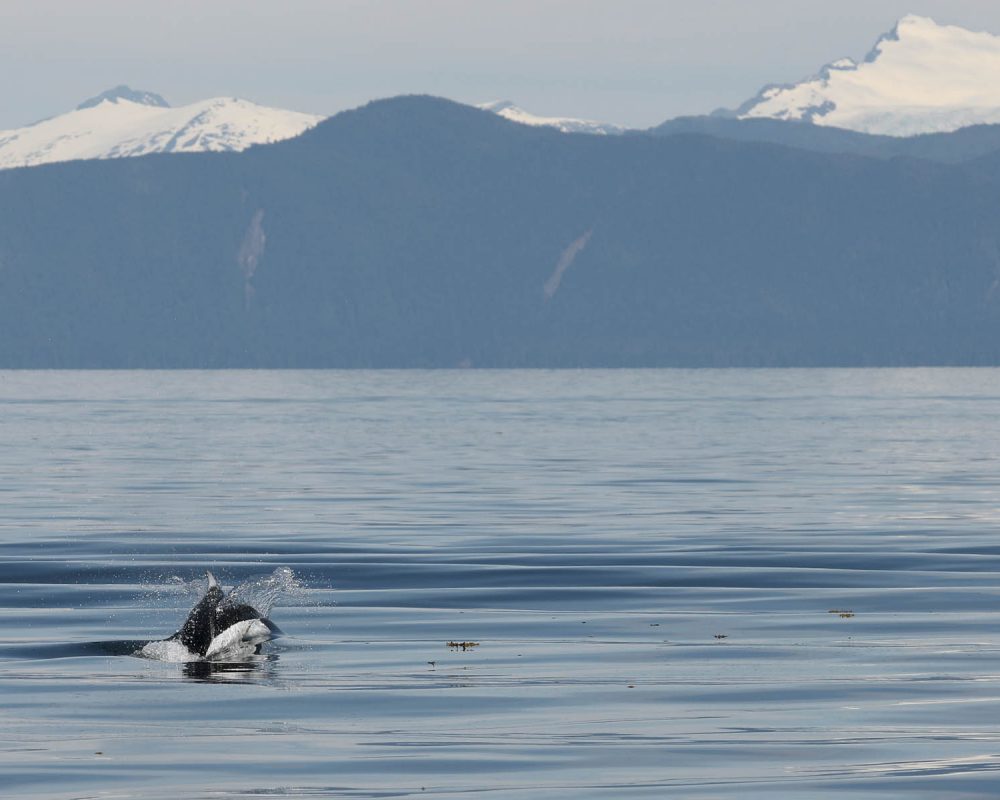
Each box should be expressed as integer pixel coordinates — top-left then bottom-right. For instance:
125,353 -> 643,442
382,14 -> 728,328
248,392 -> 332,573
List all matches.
182,654 -> 280,684
3,369 -> 1000,798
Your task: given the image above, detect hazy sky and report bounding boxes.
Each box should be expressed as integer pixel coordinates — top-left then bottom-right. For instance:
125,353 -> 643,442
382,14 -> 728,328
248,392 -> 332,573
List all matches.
5,0 -> 1000,130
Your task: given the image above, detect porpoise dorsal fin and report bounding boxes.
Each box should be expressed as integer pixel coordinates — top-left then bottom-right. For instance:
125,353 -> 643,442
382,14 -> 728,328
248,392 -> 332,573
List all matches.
206,571 -> 219,590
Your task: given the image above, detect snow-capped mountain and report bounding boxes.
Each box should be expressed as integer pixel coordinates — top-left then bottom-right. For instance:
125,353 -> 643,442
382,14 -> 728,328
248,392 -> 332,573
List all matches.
0,85 -> 323,169
737,15 -> 1000,136
478,100 -> 625,135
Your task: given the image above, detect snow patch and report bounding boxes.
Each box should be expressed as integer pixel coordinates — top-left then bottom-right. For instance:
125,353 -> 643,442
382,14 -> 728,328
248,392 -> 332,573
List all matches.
0,90 -> 323,169
738,15 -> 1000,136
544,230 -> 594,300
478,101 -> 625,135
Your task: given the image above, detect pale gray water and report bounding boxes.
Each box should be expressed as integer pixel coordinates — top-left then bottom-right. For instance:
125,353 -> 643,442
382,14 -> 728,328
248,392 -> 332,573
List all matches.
2,369 -> 1000,798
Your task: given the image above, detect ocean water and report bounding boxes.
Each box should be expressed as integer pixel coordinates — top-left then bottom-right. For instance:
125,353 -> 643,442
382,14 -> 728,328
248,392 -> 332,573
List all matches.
3,369 -> 1000,798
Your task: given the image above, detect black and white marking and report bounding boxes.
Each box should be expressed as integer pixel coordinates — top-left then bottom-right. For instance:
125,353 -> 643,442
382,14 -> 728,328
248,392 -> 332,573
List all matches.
142,571 -> 282,662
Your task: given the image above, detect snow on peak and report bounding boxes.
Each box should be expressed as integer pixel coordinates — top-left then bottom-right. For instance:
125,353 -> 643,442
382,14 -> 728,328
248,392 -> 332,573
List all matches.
0,90 -> 323,170
477,100 -> 626,135
77,85 -> 170,110
738,15 -> 1000,136
479,100 -> 518,114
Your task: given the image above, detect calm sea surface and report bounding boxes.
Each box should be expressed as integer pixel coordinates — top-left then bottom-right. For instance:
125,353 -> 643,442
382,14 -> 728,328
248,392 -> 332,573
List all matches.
3,369 -> 1000,798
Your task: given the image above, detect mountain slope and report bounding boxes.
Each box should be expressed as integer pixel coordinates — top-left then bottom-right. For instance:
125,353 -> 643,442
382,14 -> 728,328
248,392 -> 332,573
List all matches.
0,85 -> 323,169
648,115 -> 1000,164
1,95 -> 1000,367
737,15 -> 1000,136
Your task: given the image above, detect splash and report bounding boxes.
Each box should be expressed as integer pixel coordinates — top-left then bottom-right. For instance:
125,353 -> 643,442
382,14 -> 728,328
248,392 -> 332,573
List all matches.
167,573 -> 213,602
142,567 -> 300,613
138,639 -> 197,663
225,566 -> 300,618
136,567 -> 299,664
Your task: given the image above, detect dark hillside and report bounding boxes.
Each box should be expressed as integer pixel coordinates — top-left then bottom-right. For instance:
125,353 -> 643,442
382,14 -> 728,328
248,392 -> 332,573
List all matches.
1,96 -> 1000,366
649,115 -> 1000,164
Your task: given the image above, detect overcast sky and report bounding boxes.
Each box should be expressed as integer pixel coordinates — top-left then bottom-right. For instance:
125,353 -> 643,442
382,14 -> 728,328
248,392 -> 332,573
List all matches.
4,0 -> 1000,130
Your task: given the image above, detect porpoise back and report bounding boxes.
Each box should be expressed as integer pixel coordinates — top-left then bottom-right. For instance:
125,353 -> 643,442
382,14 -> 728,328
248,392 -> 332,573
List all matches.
167,571 -> 281,658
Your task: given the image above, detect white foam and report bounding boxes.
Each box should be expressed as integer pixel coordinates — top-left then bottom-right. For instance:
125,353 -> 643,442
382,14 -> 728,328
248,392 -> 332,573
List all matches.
138,639 -> 198,663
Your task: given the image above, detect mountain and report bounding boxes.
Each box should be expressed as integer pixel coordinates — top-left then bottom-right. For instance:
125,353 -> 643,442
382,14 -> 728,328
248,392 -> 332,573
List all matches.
0,85 -> 323,169
648,115 -> 1000,164
76,85 -> 170,110
478,100 -> 626,135
736,15 -> 1000,136
2,95 -> 1000,368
